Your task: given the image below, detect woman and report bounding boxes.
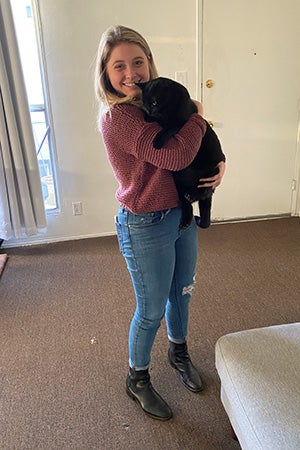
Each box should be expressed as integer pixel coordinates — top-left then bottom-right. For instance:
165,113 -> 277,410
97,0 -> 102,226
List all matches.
94,25 -> 225,421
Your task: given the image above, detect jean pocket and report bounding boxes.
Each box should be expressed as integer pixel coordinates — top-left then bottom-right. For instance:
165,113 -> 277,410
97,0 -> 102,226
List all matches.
115,216 -> 124,253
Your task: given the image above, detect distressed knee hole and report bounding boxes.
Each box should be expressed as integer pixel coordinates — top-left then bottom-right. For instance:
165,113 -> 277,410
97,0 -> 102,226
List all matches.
182,276 -> 196,297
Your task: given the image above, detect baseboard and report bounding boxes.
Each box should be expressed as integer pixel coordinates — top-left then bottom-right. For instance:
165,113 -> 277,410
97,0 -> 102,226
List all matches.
212,213 -> 292,225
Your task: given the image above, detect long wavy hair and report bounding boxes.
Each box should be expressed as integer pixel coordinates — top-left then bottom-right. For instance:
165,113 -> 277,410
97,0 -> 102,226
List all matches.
94,25 -> 158,111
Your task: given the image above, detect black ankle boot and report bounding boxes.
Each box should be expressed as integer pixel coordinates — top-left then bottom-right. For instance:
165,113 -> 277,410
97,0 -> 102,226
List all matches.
126,368 -> 173,421
168,341 -> 203,393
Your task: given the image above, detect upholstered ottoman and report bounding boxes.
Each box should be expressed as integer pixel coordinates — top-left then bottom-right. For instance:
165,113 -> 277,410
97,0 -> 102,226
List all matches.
215,322 -> 300,450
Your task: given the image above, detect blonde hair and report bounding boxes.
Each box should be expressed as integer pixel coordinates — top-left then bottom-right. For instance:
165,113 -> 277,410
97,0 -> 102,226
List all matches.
94,25 -> 158,110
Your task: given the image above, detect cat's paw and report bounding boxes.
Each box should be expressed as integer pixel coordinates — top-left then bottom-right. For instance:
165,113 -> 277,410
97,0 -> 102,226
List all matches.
153,134 -> 165,149
153,129 -> 176,149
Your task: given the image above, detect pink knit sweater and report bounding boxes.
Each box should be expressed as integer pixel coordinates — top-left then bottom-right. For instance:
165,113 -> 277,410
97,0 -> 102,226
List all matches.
100,103 -> 207,213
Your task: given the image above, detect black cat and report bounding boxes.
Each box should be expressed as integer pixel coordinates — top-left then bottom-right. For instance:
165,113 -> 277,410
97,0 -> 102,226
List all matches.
137,77 -> 225,229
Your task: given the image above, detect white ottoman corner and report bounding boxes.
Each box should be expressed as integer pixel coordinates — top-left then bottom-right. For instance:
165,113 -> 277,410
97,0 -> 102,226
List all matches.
215,322 -> 300,450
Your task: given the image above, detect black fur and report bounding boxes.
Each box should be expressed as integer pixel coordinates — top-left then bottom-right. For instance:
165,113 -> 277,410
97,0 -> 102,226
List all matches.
137,77 -> 225,229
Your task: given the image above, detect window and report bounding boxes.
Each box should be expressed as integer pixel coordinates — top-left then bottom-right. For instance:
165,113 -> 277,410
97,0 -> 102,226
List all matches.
10,0 -> 58,210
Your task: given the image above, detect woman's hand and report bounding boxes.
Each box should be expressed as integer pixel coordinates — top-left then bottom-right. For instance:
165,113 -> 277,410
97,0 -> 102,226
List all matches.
191,99 -> 204,116
198,161 -> 226,189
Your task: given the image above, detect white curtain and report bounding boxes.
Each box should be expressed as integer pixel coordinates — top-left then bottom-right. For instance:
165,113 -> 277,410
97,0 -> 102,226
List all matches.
0,0 -> 46,240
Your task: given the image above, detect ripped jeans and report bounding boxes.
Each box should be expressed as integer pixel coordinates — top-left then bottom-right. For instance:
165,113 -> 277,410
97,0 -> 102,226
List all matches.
115,205 -> 198,370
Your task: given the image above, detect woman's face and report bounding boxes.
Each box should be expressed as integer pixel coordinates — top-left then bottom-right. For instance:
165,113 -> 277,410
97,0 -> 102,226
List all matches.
106,42 -> 150,98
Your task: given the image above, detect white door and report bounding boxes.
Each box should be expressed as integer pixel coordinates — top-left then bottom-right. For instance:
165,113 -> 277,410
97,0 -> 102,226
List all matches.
201,0 -> 300,221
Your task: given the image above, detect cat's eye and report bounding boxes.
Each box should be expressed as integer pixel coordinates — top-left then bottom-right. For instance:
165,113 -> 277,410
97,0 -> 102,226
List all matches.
151,100 -> 157,107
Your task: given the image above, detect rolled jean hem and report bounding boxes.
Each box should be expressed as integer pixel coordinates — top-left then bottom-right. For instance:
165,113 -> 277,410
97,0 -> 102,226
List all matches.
168,336 -> 186,344
129,361 -> 149,371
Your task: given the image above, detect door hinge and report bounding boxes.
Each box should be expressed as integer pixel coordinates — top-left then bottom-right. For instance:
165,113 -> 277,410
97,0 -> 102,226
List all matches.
291,179 -> 297,191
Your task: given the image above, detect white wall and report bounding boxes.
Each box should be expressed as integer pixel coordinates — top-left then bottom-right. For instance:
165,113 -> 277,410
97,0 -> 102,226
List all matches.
5,0 -> 300,247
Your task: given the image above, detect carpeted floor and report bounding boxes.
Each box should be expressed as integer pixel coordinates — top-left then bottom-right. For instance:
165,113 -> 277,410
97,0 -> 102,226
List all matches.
0,217 -> 299,450
0,253 -> 8,278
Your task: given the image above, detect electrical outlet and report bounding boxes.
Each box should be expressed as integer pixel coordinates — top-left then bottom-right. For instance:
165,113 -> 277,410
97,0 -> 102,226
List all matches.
72,201 -> 83,215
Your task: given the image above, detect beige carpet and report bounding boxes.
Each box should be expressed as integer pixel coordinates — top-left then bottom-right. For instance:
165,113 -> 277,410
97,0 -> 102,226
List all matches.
0,253 -> 8,278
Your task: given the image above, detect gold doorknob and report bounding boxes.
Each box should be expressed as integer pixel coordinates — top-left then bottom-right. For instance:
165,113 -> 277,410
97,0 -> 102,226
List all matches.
207,120 -> 214,127
205,79 -> 215,88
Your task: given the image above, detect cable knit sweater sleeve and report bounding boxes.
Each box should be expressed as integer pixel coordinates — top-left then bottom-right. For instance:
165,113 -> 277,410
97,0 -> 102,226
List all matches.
100,104 -> 207,171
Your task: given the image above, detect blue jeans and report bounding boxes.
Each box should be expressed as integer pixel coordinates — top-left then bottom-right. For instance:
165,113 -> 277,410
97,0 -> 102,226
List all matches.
115,205 -> 198,370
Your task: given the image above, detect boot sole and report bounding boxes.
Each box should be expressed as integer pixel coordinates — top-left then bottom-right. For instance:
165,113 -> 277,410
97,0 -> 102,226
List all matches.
126,386 -> 173,421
